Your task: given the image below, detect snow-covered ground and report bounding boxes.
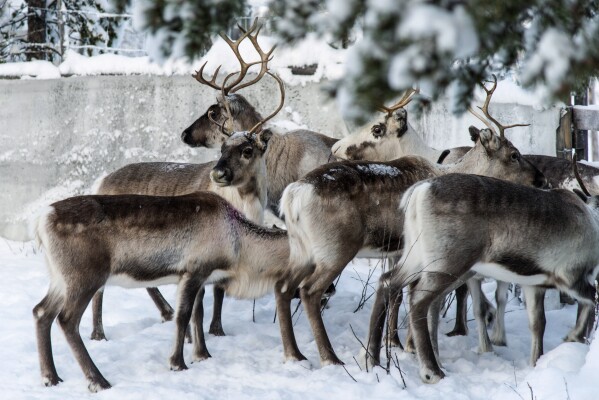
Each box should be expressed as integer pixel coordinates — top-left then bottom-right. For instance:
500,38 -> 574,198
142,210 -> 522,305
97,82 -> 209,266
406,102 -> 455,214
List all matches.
1,239 -> 596,399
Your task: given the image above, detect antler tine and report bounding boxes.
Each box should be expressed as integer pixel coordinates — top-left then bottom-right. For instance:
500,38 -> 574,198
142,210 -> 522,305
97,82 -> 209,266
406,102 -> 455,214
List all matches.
192,62 -> 223,91
230,19 -> 276,93
219,72 -> 238,135
249,71 -> 285,134
476,74 -> 530,138
208,109 -> 229,136
468,106 -> 497,134
379,88 -> 419,115
572,152 -> 592,197
217,18 -> 274,95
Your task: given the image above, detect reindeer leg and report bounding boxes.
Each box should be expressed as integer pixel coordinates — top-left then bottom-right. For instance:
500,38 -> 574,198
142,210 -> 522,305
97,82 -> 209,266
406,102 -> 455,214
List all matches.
523,286 -> 546,366
409,277 -> 447,384
301,269 -> 345,366
365,270 -> 396,368
191,287 -> 211,361
491,281 -> 509,346
275,280 -> 307,362
209,285 -> 226,336
33,289 -> 64,387
404,321 -> 417,354
385,287 -> 404,349
466,278 -> 493,353
564,302 -> 595,343
169,273 -> 204,371
446,284 -> 469,337
427,296 -> 443,364
58,288 -> 111,392
146,287 -> 175,322
90,289 -> 106,341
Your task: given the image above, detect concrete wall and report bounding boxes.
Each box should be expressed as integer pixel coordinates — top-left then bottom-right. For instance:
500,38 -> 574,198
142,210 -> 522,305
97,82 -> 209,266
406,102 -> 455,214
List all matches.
0,75 -> 560,240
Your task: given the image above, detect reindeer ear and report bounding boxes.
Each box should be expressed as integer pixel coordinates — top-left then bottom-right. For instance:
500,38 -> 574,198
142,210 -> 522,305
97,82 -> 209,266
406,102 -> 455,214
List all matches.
392,109 -> 408,137
256,128 -> 273,150
478,128 -> 500,153
468,126 -> 480,143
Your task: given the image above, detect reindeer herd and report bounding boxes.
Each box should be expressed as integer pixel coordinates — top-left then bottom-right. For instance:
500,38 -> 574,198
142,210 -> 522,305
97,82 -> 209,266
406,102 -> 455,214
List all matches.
31,20 -> 599,392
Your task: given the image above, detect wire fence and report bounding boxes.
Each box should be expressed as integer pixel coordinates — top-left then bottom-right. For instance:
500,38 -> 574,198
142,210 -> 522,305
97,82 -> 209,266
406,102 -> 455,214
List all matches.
0,2 -> 276,65
0,1 -> 146,63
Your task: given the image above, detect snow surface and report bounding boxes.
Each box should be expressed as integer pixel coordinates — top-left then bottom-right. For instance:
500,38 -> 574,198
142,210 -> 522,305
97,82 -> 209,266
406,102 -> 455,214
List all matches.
1,239 -> 597,399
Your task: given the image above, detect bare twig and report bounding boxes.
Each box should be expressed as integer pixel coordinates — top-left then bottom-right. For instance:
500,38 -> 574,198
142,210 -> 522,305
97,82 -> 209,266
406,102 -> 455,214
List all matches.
527,382 -> 536,400
504,383 -> 526,400
392,353 -> 407,389
564,377 -> 570,400
349,324 -> 376,373
252,299 -> 256,323
342,365 -> 357,382
352,356 -> 363,371
353,267 -> 376,313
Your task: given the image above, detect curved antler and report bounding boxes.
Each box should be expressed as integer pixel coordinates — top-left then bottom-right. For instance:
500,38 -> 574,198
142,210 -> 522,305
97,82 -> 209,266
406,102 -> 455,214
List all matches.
475,74 -> 530,139
248,71 -> 285,134
378,88 -> 419,114
572,152 -> 591,197
191,18 -> 275,96
229,20 -> 276,93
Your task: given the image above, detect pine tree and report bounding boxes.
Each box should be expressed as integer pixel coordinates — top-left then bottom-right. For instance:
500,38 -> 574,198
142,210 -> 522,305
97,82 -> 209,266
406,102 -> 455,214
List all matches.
110,0 -> 599,122
1,0 -> 123,63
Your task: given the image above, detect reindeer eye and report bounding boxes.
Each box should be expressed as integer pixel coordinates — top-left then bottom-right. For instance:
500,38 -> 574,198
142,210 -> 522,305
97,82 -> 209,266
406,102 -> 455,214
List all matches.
372,125 -> 385,138
511,152 -> 520,161
242,148 -> 253,159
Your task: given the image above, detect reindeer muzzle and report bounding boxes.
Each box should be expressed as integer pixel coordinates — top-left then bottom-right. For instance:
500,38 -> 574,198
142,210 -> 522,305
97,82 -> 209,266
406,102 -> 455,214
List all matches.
210,168 -> 232,186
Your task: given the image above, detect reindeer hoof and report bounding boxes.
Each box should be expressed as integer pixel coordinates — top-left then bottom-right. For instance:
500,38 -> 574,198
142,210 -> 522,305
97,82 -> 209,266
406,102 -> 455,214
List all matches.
321,356 -> 344,367
385,335 -> 404,349
491,337 -> 507,347
161,311 -> 174,322
90,330 -> 107,341
169,358 -> 188,371
209,324 -> 226,337
42,375 -> 63,387
420,367 -> 445,384
192,351 -> 212,362
446,328 -> 467,337
357,348 -> 379,371
563,333 -> 585,343
88,377 -> 112,392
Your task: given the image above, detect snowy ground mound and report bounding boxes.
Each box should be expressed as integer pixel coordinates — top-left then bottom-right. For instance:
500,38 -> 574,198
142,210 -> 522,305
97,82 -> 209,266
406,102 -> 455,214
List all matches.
0,239 -> 596,399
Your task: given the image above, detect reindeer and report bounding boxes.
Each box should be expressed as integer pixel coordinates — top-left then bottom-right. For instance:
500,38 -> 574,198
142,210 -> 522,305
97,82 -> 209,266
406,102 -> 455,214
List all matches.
90,64 -> 286,341
336,77 -> 599,346
181,20 -> 338,215
332,78 -> 599,196
366,164 -> 599,384
331,89 -> 469,164
32,186 -> 297,392
275,103 -> 547,366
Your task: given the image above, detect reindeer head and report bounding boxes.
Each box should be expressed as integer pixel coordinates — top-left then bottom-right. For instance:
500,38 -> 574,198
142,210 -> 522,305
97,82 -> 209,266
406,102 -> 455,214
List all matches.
332,89 -> 418,161
461,76 -> 547,188
210,129 -> 273,186
459,127 -> 547,188
181,94 -> 261,148
210,71 -> 285,187
181,19 -> 275,149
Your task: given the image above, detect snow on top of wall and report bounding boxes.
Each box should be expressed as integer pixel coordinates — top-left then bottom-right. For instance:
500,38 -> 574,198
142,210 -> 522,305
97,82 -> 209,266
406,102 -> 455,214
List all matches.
0,34 -> 345,86
0,60 -> 61,79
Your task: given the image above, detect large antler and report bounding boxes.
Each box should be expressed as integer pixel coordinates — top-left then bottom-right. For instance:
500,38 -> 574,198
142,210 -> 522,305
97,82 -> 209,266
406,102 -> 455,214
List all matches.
472,74 -> 530,139
572,152 -> 591,197
248,71 -> 285,134
191,18 -> 275,96
378,88 -> 419,114
207,72 -> 238,137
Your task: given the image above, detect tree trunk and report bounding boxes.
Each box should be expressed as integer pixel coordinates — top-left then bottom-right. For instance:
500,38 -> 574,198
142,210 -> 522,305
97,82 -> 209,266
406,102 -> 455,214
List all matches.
26,0 -> 47,61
